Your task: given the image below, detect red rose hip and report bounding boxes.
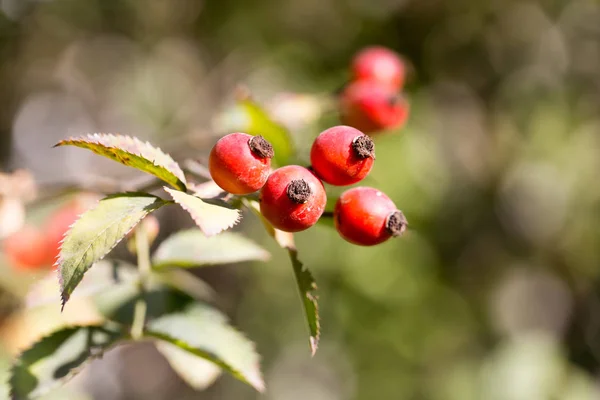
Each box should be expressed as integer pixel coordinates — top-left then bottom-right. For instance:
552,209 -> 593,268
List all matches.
209,133 -> 274,195
340,80 -> 409,135
334,186 -> 407,246
3,225 -> 54,270
310,125 -> 375,186
352,46 -> 406,91
260,165 -> 327,232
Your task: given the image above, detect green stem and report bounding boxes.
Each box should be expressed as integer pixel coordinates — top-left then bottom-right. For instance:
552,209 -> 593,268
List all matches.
131,221 -> 151,340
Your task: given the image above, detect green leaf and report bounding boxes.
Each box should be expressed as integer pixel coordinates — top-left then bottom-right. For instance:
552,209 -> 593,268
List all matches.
244,199 -> 320,355
145,304 -> 264,392
58,193 -> 166,309
222,95 -> 294,166
55,134 -> 187,191
154,341 -> 222,390
155,269 -> 216,302
152,229 -> 270,270
164,188 -> 241,236
9,323 -> 125,400
288,248 -> 320,356
95,285 -> 194,326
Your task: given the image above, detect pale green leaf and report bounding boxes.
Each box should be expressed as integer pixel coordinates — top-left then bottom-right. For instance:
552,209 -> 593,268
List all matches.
9,323 -> 125,400
155,341 -> 222,390
164,188 -> 241,236
58,193 -> 166,309
55,134 -> 187,191
152,229 -> 270,270
145,304 -> 264,392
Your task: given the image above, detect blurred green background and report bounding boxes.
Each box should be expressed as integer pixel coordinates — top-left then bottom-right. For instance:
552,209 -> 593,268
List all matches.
1,0 -> 600,399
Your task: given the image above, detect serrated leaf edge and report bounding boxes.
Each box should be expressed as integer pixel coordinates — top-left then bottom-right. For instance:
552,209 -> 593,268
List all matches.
164,187 -> 241,236
288,249 -> 320,356
244,198 -> 320,355
55,133 -> 187,191
144,330 -> 265,392
57,193 -> 164,310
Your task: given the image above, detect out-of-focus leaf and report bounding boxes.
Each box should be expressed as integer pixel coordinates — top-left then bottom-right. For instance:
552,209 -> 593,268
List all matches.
218,94 -> 294,166
155,269 -> 216,302
164,188 -> 241,236
55,134 -> 187,191
154,341 -> 222,391
288,248 -> 320,356
27,260 -> 138,309
152,229 -> 270,270
244,199 -> 320,355
94,283 -> 193,325
58,193 -> 166,309
9,323 -> 125,400
145,304 -> 264,392
240,97 -> 294,166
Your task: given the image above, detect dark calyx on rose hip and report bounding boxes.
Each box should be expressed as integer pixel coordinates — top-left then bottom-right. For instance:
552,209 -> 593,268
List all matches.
386,210 -> 407,236
248,135 -> 274,159
286,179 -> 311,204
260,165 -> 327,232
352,135 -> 375,159
310,125 -> 376,186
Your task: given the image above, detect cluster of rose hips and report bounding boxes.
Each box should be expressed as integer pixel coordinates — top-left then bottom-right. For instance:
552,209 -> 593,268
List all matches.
209,125 -> 407,246
339,46 -> 409,134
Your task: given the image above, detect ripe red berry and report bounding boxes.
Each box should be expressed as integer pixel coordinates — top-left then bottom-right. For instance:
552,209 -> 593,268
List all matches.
209,133 -> 274,195
310,125 -> 375,186
351,46 -> 406,91
260,165 -> 326,232
340,80 -> 409,135
3,226 -> 54,270
334,186 -> 407,246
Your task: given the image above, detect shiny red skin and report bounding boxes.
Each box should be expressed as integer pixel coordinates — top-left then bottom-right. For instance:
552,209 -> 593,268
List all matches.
310,125 -> 374,186
352,46 -> 405,91
340,81 -> 409,135
3,226 -> 54,270
44,202 -> 86,264
334,186 -> 398,246
209,133 -> 271,195
260,166 -> 327,232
